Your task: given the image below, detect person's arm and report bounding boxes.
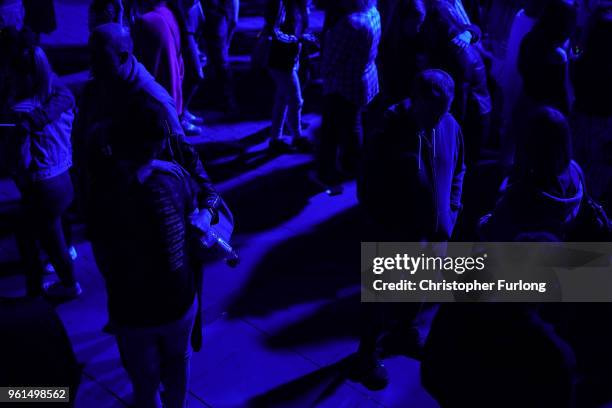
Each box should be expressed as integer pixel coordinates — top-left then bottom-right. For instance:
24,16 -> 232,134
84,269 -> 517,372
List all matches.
20,78 -> 74,131
450,124 -> 466,214
132,15 -> 165,84
170,132 -> 222,223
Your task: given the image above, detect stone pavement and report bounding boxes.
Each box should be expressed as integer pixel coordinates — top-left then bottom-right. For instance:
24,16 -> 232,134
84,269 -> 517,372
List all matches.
0,2 -> 440,406
0,117 -> 438,407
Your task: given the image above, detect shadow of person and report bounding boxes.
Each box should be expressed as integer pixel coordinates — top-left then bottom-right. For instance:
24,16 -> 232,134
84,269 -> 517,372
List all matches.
227,207 -> 364,318
248,356 -> 353,408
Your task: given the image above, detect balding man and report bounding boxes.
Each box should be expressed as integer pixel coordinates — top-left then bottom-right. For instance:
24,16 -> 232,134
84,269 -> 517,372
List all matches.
73,23 -> 220,238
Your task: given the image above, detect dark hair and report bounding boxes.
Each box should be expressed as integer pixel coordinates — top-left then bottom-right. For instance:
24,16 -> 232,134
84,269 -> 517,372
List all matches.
0,27 -> 52,105
533,0 -> 578,44
413,69 -> 455,108
89,0 -> 124,29
582,8 -> 612,63
516,106 -> 572,177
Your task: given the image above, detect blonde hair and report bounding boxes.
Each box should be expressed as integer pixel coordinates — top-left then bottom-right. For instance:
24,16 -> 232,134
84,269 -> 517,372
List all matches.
30,46 -> 53,105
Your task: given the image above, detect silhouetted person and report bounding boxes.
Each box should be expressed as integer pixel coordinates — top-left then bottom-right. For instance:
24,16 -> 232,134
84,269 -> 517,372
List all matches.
518,0 -> 578,115
91,96 -> 199,408
22,0 -> 56,41
571,8 -> 612,210
422,302 -> 576,408
74,23 -> 220,246
422,0 -> 492,164
201,0 -> 240,113
264,0 -> 311,152
88,0 -> 124,31
0,28 -> 81,298
378,0 -> 427,105
132,0 -> 201,134
480,107 -> 585,241
360,69 -> 466,242
354,69 -> 465,390
317,0 -> 381,194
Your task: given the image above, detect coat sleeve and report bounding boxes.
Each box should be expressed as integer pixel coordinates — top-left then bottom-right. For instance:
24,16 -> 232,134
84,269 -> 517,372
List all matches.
170,132 -> 222,222
450,124 -> 466,211
22,78 -> 74,131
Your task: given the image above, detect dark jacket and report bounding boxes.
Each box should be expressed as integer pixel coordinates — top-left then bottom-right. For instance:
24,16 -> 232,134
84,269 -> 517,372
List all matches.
358,99 -> 466,240
479,160 -> 584,241
96,170 -> 197,327
73,57 -> 221,229
518,32 -> 571,115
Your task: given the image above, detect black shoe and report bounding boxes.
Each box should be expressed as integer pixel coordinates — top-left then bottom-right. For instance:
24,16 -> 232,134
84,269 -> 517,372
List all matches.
308,171 -> 344,196
268,138 -> 292,154
348,354 -> 389,391
292,136 -> 313,152
380,327 -> 423,360
181,119 -> 202,136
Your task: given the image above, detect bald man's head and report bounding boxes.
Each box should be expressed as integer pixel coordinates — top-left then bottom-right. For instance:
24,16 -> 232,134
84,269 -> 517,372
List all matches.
89,23 -> 133,81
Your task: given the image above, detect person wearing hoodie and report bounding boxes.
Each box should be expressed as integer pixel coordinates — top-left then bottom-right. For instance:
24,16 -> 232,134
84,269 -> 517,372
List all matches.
359,68 -> 466,242
479,106 -> 584,241
353,69 -> 465,391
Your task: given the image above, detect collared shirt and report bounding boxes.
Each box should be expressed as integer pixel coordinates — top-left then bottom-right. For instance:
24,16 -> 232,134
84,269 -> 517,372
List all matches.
321,6 -> 381,106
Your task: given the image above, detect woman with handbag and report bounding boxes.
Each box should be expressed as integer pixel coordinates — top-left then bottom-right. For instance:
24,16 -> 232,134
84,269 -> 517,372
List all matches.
264,0 -> 312,152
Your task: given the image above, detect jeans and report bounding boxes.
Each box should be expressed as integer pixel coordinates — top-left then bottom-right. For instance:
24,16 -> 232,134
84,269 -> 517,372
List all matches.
0,0 -> 23,29
269,67 -> 303,140
116,297 -> 198,408
16,170 -> 75,295
202,0 -> 239,107
318,93 -> 364,183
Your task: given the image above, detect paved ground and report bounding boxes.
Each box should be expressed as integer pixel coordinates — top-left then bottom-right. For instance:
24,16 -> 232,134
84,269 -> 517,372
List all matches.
0,2 -> 440,406
0,111 -> 438,407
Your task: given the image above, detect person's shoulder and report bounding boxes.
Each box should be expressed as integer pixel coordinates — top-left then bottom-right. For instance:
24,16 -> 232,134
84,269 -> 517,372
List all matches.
551,46 -> 569,64
136,11 -> 167,35
440,112 -> 461,132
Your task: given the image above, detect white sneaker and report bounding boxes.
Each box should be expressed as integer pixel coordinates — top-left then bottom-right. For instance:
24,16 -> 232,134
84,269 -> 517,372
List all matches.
68,246 -> 78,261
43,281 -> 82,299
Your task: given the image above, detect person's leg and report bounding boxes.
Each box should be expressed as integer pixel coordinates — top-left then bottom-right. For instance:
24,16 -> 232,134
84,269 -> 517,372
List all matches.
116,327 -> 163,408
159,298 -> 197,408
36,172 -> 76,287
269,68 -> 291,141
338,99 -> 363,176
15,194 -> 45,296
317,94 -> 342,184
286,67 -> 304,140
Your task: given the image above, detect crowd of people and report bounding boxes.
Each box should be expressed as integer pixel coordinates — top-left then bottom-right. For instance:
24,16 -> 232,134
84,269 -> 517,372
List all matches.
1,0 -> 612,407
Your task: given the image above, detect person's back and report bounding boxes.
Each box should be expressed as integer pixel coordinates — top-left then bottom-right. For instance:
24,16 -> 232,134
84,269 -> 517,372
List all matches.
101,169 -> 196,327
321,1 -> 381,107
572,9 -> 612,116
481,106 -> 585,241
517,0 -> 577,114
133,2 -> 185,114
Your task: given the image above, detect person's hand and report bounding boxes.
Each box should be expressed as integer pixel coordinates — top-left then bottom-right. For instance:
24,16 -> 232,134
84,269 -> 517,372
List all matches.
451,30 -> 472,50
190,208 -> 212,234
136,159 -> 187,184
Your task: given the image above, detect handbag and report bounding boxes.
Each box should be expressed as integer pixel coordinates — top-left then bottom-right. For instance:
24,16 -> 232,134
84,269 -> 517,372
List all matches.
566,195 -> 611,241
